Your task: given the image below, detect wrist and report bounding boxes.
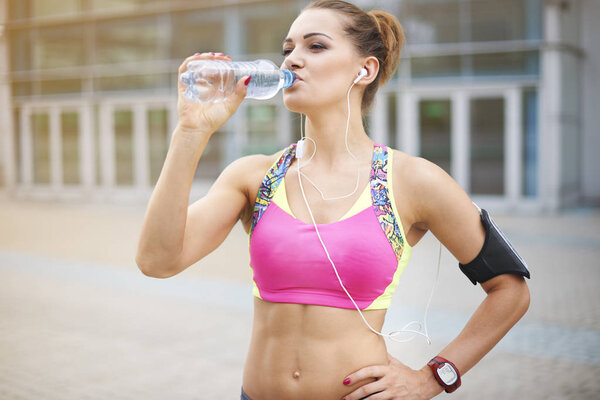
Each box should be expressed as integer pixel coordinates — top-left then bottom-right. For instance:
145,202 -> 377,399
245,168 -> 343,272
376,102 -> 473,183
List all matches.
418,365 -> 444,399
174,123 -> 213,140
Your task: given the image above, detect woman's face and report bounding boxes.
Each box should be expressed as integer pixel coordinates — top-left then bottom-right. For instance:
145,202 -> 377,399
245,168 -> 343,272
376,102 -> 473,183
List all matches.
281,9 -> 364,114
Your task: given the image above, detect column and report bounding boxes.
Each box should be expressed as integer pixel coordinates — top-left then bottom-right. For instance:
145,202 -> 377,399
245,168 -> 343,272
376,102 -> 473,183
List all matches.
224,7 -> 243,165
400,91 -> 418,156
451,91 -> 469,191
505,87 -> 523,207
133,103 -> 150,191
0,0 -> 15,193
79,102 -> 95,193
371,91 -> 387,145
98,103 -> 115,190
539,3 -> 562,211
20,106 -> 33,188
49,106 -> 62,190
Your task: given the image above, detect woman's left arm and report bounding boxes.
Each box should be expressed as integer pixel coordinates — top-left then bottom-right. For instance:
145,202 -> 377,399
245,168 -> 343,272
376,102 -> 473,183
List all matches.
342,156 -> 530,400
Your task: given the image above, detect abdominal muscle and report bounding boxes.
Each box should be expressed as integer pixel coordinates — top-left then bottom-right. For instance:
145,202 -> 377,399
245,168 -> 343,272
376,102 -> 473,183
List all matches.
242,297 -> 389,400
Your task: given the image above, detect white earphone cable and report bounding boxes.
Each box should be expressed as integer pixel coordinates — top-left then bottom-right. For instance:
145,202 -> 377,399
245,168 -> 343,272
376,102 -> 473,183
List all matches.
296,75 -> 441,344
296,79 -> 361,201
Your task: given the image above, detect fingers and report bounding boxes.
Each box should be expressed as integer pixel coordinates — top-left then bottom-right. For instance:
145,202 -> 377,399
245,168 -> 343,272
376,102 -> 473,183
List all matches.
341,381 -> 386,400
223,75 -> 250,112
343,365 -> 387,387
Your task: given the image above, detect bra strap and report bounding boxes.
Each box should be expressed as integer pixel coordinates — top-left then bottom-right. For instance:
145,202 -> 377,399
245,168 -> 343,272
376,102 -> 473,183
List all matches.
250,143 -> 297,235
370,144 -> 405,261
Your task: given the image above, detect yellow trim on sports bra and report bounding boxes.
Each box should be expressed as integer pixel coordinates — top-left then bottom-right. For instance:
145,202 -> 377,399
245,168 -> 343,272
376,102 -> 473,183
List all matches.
272,178 -> 372,223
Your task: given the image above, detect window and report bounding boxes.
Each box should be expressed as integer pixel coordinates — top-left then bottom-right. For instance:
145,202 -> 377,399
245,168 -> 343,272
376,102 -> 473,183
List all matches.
61,112 -> 80,185
9,29 -> 32,71
246,15 -> 295,55
114,110 -> 134,186
522,88 -> 537,197
470,98 -> 505,195
95,17 -> 160,64
472,51 -> 539,76
31,112 -> 51,184
90,0 -> 159,12
420,100 -> 452,175
245,104 -> 278,155
171,11 -> 224,59
470,0 -> 542,42
148,109 -> 168,185
9,0 -> 83,19
34,25 -> 86,69
411,55 -> 461,79
405,0 -> 461,45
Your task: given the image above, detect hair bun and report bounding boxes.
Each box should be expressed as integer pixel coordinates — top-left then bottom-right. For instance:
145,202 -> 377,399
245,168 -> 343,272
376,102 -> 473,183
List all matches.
368,10 -> 404,86
304,0 -> 405,114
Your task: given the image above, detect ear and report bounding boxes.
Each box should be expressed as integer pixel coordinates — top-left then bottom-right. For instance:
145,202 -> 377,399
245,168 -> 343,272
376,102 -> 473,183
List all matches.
355,56 -> 380,86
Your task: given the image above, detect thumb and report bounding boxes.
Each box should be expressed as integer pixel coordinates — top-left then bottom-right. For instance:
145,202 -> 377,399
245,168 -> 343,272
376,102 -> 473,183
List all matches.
225,75 -> 250,111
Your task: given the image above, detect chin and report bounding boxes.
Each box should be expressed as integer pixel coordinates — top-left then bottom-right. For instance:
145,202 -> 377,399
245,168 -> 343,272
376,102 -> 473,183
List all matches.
283,92 -> 321,115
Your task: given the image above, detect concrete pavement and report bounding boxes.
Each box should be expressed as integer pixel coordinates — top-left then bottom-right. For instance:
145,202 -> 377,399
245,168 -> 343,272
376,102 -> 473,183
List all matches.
1,198 -> 599,399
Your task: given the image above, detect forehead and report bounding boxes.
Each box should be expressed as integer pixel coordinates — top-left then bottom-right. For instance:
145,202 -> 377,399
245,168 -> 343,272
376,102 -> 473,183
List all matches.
286,8 -> 347,40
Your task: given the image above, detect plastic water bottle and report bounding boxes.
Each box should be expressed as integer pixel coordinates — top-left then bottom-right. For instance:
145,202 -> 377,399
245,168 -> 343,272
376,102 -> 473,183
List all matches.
180,59 -> 296,102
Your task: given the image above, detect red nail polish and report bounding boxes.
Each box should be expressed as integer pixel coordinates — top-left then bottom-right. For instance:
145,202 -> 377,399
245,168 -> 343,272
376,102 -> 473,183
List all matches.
244,76 -> 251,86
343,378 -> 351,385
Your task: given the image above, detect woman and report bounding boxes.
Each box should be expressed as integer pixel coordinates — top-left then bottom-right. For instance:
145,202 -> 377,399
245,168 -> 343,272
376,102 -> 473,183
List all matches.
136,1 -> 530,399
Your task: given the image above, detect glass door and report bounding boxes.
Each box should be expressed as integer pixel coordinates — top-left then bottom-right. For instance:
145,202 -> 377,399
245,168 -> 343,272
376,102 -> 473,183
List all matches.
30,111 -> 51,185
419,99 -> 452,175
413,87 -> 524,204
470,97 -> 505,195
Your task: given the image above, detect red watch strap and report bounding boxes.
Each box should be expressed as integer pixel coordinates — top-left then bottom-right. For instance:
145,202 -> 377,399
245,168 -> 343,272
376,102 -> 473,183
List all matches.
427,356 -> 461,393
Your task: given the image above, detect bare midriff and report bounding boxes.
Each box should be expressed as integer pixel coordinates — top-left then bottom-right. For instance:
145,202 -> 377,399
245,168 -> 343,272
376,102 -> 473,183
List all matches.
242,297 -> 388,400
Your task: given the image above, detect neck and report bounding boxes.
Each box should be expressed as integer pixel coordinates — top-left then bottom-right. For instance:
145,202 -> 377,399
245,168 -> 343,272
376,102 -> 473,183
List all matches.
300,99 -> 372,169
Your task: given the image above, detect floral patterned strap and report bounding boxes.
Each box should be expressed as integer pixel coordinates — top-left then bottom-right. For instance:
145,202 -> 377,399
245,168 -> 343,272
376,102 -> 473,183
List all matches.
370,145 -> 405,261
250,143 -> 297,235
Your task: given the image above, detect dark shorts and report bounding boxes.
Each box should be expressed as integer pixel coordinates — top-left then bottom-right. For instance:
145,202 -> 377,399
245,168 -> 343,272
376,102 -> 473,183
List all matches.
241,387 -> 381,399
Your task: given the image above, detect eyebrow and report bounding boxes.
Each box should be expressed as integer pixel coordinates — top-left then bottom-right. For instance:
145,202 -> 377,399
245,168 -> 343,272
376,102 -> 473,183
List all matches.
283,32 -> 333,44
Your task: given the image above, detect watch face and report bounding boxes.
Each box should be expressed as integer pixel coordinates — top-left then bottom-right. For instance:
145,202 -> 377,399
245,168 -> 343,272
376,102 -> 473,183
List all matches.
437,364 -> 458,385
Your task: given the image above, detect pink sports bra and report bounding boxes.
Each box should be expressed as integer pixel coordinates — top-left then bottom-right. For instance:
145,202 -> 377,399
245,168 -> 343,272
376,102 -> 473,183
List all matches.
248,143 -> 411,310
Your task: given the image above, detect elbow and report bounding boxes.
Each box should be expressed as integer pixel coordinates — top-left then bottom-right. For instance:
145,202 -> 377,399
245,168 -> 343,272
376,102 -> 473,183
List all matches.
503,275 -> 531,320
484,274 -> 531,319
517,279 -> 531,317
135,253 -> 178,279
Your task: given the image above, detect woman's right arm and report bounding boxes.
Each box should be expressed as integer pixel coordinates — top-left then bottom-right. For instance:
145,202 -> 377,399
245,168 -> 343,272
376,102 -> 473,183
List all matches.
135,52 -> 253,278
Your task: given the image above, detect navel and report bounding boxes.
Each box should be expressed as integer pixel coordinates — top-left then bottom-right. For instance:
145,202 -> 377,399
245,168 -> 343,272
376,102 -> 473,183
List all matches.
293,370 -> 301,379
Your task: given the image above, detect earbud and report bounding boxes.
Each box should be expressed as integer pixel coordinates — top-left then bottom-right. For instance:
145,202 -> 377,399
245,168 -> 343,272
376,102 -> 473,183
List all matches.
353,68 -> 368,84
296,138 -> 305,159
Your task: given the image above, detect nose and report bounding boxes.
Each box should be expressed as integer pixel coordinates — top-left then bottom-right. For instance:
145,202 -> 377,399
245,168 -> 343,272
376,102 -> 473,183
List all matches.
283,49 -> 303,71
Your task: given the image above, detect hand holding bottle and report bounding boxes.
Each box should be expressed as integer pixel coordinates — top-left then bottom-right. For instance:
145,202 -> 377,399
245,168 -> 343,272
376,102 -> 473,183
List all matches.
176,52 -> 249,137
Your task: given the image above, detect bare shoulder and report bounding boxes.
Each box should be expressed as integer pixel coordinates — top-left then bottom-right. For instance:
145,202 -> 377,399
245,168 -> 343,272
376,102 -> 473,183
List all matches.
390,149 -> 457,203
390,148 -> 484,261
390,149 -> 470,228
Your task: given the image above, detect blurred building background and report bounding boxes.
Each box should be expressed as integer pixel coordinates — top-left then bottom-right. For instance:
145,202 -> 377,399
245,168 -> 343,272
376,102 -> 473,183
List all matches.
0,0 -> 598,211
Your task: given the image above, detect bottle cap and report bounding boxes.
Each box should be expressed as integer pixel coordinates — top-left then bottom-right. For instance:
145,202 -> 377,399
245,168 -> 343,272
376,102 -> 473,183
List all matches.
282,69 -> 296,89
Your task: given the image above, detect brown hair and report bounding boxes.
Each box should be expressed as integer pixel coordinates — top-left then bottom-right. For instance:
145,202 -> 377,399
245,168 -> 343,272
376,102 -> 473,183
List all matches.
304,0 -> 405,114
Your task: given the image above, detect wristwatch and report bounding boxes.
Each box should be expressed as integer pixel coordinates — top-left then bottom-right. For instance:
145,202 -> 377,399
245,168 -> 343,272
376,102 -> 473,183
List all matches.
427,356 -> 461,393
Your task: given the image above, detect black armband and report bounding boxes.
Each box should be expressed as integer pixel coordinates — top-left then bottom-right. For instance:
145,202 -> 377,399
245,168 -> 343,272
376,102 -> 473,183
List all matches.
459,208 -> 530,285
